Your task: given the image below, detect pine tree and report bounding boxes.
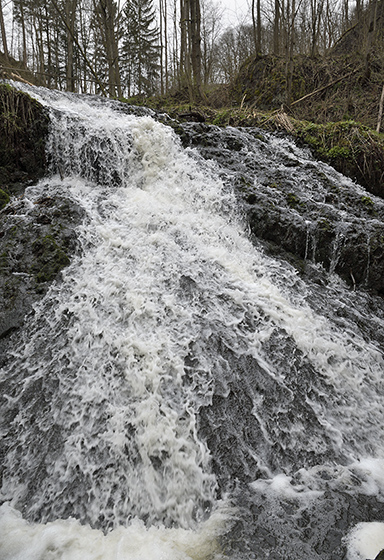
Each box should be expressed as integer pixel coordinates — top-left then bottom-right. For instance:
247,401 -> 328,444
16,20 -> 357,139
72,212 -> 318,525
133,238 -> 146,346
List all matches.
121,0 -> 160,96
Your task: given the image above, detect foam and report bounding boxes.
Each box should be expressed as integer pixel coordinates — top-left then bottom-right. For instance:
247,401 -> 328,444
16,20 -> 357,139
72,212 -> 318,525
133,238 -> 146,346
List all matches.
347,522 -> 384,560
0,503 -> 229,560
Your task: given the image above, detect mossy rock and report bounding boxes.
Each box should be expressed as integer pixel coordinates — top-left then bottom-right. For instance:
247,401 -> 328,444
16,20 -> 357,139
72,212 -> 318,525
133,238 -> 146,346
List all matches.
31,234 -> 70,284
295,120 -> 384,197
0,188 -> 10,210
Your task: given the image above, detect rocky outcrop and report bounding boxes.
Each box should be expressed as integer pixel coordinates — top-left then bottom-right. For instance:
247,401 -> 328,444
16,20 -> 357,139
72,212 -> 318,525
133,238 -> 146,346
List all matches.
0,83 -> 49,195
0,84 -> 83,359
1,83 -> 384,365
177,122 -> 384,296
0,193 -> 84,360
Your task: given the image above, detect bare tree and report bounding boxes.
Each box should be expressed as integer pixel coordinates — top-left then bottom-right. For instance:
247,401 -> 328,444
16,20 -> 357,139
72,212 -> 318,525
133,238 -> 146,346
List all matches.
252,0 -> 262,54
200,0 -> 223,84
65,0 -> 78,91
93,0 -> 122,96
179,0 -> 203,100
273,0 -> 281,54
0,0 -> 9,63
189,0 -> 202,97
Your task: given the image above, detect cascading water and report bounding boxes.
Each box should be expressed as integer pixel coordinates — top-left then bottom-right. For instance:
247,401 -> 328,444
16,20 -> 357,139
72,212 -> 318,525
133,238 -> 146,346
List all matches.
0,85 -> 384,560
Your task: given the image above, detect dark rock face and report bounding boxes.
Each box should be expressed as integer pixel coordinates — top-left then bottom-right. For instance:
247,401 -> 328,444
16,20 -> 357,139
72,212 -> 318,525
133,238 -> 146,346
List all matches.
0,193 -> 84,356
0,85 -> 84,359
0,83 -> 49,195
0,93 -> 85,546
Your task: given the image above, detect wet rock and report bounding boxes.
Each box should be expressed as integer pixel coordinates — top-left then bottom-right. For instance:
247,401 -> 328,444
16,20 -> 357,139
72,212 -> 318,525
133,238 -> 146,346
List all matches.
0,85 -> 84,359
0,83 -> 49,196
220,483 -> 384,560
178,122 -> 384,296
0,193 -> 84,359
0,189 -> 9,209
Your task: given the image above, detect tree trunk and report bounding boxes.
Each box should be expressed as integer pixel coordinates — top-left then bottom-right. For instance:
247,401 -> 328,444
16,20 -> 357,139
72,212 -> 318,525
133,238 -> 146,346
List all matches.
18,0 -> 28,67
0,0 -> 9,63
252,0 -> 257,53
285,0 -> 295,105
94,0 -> 122,97
273,0 -> 280,55
189,0 -> 202,99
160,0 -> 164,94
180,0 -> 192,96
66,0 -> 77,92
44,2 -> 53,88
256,0 -> 261,54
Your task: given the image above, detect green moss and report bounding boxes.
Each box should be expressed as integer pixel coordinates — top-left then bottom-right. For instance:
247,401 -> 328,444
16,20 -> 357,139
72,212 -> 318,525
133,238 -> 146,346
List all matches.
32,234 -> 70,283
304,134 -> 320,148
361,195 -> 374,213
319,218 -> 333,232
212,109 -> 232,126
0,189 -> 10,210
286,192 -> 304,208
326,146 -> 351,159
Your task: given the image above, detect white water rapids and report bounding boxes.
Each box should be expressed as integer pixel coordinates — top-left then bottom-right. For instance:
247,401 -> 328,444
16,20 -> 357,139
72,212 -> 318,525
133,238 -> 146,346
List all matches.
0,86 -> 383,560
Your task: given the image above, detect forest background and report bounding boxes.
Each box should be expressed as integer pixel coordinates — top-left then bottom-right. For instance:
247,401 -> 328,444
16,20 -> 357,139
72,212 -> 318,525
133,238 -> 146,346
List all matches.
0,0 -> 382,106
1,0 -> 384,192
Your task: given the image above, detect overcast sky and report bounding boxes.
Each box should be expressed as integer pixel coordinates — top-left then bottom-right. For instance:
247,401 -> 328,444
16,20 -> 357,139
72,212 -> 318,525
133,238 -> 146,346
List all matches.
219,0 -> 251,28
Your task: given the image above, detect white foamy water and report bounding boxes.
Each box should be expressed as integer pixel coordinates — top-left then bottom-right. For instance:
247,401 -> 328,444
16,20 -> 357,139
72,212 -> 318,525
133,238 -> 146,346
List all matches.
1,85 -> 384,559
347,521 -> 384,560
0,503 -> 228,560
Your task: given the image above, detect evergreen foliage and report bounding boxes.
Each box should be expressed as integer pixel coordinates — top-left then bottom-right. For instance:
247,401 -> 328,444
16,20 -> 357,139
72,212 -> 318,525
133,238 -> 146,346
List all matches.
121,0 -> 160,96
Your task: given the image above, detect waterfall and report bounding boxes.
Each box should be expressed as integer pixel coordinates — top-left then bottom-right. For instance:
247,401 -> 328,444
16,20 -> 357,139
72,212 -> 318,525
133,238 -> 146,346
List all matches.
0,86 -> 384,560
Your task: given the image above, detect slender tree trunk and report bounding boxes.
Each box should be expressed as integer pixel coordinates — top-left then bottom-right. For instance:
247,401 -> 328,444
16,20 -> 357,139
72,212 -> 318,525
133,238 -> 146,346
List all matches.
44,3 -> 53,87
273,0 -> 280,55
66,0 -> 77,92
285,0 -> 295,105
18,1 -> 28,67
35,20 -> 46,85
189,0 -> 202,98
159,0 -> 169,94
0,0 -> 9,63
94,0 -> 122,97
310,0 -> 323,57
180,0 -> 192,96
252,0 -> 257,53
343,0 -> 349,28
160,0 -> 164,94
180,0 -> 187,85
256,0 -> 261,54
252,0 -> 262,54
164,0 -> 168,92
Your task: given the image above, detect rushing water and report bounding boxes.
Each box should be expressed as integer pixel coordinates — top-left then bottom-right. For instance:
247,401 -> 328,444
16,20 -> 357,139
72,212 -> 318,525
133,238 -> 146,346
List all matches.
0,85 -> 384,560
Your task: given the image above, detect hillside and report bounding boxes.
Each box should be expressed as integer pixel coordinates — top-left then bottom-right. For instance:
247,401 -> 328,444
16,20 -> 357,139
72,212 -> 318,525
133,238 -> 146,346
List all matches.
231,50 -> 383,130
232,0 -> 384,129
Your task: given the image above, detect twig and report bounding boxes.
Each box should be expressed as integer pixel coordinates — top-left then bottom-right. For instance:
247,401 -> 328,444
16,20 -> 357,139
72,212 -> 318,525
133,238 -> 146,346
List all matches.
290,69 -> 358,107
376,84 -> 384,133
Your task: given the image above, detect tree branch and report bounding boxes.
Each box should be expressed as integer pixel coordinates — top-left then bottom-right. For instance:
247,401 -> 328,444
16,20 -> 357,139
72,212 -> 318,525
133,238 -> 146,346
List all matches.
290,69 -> 358,107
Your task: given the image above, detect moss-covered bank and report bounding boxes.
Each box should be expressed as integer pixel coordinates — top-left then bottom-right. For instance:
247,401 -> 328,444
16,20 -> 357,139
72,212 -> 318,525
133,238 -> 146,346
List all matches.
0,193 -> 84,354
